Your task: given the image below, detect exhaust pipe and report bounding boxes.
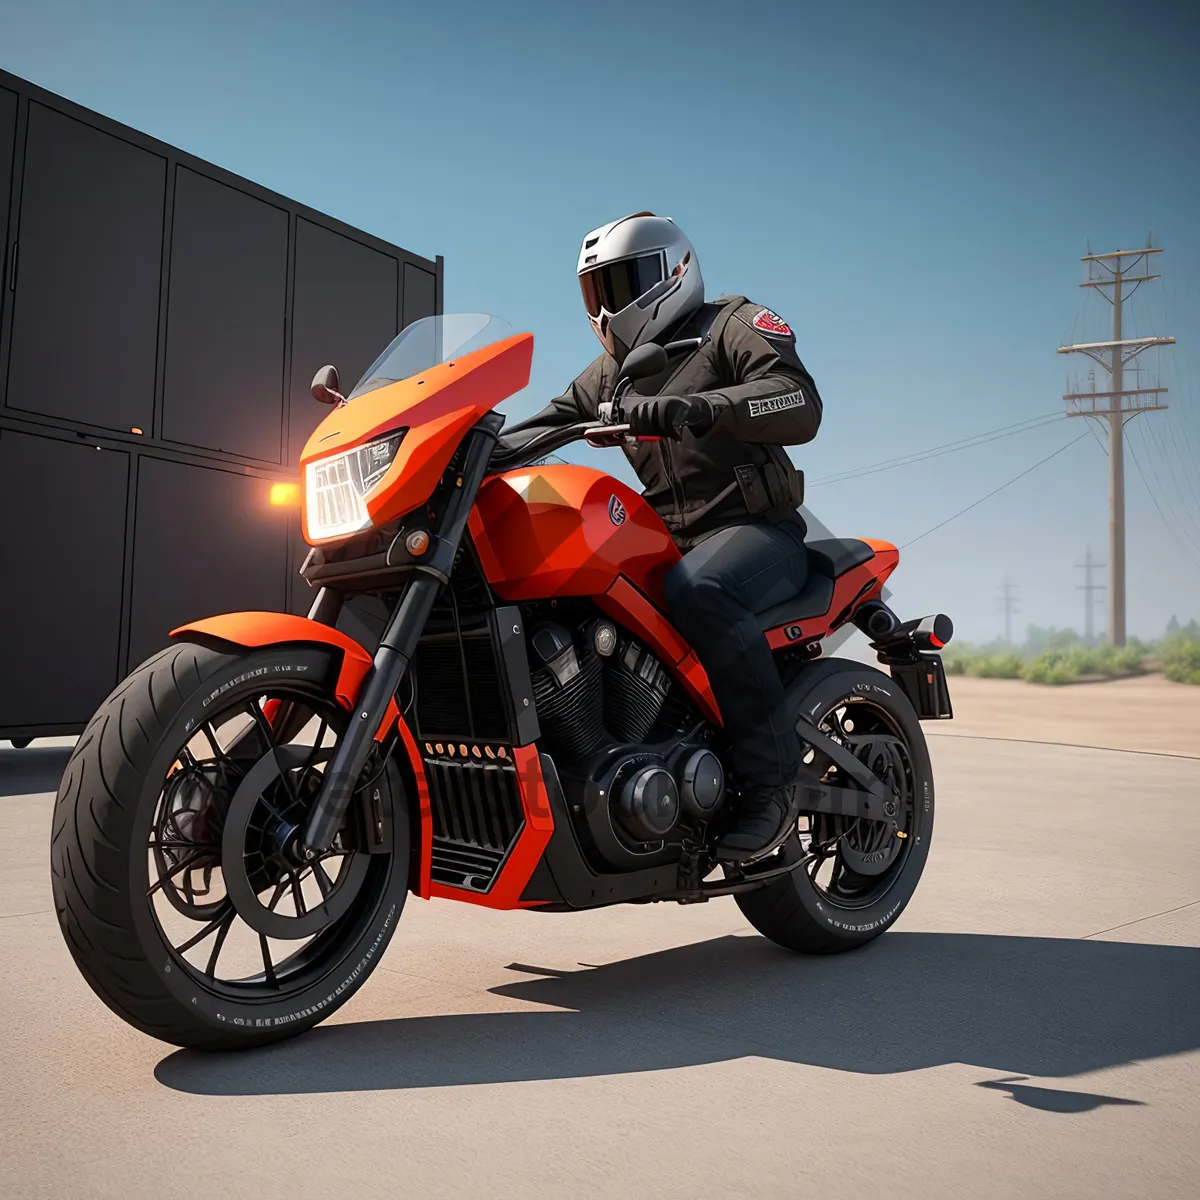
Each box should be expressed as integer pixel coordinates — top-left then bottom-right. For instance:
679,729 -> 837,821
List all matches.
855,603 -> 954,652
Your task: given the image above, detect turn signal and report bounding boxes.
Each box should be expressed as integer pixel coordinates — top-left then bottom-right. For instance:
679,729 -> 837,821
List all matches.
405,529 -> 430,556
270,482 -> 301,507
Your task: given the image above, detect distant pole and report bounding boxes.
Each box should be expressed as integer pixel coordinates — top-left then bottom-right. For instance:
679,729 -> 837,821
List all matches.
998,580 -> 1020,645
1110,267 -> 1126,647
1058,242 -> 1174,647
1076,545 -> 1106,644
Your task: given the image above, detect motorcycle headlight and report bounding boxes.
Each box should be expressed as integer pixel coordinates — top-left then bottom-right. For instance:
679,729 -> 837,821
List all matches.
304,429 -> 406,541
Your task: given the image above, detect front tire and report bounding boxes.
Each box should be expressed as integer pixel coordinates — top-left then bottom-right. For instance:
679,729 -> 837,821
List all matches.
735,660 -> 934,954
51,641 -> 409,1050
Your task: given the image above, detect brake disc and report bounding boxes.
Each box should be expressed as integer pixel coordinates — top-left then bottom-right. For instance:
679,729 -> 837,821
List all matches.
221,745 -> 369,940
153,763 -> 230,921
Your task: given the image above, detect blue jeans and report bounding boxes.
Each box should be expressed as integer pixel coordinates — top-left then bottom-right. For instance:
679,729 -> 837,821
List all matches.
663,520 -> 809,787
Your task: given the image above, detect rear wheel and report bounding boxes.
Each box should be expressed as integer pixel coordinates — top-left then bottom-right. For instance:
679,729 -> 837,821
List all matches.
734,661 -> 934,954
51,642 -> 409,1050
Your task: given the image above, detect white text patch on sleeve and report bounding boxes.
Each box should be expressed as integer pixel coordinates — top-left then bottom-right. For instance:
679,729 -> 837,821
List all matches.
747,391 -> 806,418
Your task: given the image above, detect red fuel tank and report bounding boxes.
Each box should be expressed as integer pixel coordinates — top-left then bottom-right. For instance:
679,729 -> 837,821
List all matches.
468,465 -> 680,603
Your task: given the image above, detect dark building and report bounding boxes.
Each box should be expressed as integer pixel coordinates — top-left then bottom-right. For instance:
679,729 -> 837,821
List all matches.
0,69 -> 443,740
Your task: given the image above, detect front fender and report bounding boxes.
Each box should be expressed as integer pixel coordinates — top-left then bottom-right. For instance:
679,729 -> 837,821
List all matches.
170,611 -> 376,709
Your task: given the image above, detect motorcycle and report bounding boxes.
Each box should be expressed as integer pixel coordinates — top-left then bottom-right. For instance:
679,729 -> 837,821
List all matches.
51,313 -> 954,1049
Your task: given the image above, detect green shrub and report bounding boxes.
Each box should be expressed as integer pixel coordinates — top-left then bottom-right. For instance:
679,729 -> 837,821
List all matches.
1020,654 -> 1080,685
1162,634 -> 1200,685
1016,644 -> 1144,684
969,652 -> 1024,679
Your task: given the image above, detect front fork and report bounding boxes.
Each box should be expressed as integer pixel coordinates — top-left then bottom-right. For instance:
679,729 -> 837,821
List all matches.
299,415 -> 503,857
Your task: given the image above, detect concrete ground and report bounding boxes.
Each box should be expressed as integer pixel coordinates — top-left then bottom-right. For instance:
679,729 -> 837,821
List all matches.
1,682 -> 1198,1200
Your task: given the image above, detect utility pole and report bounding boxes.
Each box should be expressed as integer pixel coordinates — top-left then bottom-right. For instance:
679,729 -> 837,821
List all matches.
1076,545 -> 1106,645
1058,241 -> 1174,646
998,579 -> 1020,645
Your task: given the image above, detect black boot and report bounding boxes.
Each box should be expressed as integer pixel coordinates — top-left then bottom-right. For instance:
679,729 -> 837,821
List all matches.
715,783 -> 801,864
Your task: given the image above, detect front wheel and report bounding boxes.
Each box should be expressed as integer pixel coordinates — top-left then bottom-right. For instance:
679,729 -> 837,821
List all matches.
51,641 -> 410,1050
735,660 -> 934,954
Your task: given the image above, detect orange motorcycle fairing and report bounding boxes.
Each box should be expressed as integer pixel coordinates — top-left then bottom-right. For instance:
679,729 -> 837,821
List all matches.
396,718 -> 435,898
596,577 -> 723,726
168,612 -> 400,739
299,332 -> 534,546
469,465 -> 681,604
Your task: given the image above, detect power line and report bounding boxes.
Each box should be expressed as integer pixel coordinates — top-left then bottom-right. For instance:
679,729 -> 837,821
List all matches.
1139,405 -> 1200,531
1125,429 -> 1200,569
809,412 -> 1065,487
901,432 -> 1090,550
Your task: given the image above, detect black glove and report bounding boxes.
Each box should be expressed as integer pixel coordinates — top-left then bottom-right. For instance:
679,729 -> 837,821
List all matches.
626,395 -> 714,439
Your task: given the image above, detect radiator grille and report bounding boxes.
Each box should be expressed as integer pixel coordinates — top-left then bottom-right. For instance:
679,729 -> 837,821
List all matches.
423,748 -> 525,891
413,633 -> 509,741
411,543 -> 511,743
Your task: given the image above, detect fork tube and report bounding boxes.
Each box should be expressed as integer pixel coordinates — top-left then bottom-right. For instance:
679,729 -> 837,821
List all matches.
301,417 -> 502,855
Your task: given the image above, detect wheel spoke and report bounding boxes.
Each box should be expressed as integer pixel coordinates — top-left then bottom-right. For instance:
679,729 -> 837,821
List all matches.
176,905 -> 233,954
201,721 -> 228,761
248,700 -> 301,807
289,870 -> 308,916
259,935 -> 278,987
147,850 -> 212,896
204,910 -> 235,977
202,720 -> 252,779
312,859 -> 334,899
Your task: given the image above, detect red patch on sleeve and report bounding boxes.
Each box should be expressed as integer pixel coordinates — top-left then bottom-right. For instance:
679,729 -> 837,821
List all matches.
752,308 -> 793,337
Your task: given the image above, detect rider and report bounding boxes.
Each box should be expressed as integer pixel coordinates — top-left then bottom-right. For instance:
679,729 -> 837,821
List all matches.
500,212 -> 823,863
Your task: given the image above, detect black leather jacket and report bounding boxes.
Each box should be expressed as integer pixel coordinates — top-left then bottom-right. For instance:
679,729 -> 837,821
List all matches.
500,295 -> 822,549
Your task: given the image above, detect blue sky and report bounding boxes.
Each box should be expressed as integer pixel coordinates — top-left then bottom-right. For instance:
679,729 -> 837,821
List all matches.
3,0 -> 1198,640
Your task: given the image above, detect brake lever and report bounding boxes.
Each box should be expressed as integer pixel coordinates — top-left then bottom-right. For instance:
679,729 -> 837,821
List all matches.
584,423 -> 633,447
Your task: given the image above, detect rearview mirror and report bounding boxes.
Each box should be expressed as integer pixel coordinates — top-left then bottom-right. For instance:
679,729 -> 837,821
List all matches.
619,343 -> 668,383
311,365 -> 344,406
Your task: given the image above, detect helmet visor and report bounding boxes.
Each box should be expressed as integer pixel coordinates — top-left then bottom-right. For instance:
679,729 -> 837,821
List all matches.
579,253 -> 666,318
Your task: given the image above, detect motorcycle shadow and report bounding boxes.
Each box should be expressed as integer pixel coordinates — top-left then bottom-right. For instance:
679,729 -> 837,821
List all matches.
156,929 -> 1199,1096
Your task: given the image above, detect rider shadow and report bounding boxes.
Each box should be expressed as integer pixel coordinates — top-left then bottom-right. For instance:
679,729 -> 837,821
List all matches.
0,745 -> 72,799
156,930 -> 1198,1099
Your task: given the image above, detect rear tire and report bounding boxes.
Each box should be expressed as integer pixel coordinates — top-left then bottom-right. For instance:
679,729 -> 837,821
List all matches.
735,660 -> 934,954
51,641 -> 409,1050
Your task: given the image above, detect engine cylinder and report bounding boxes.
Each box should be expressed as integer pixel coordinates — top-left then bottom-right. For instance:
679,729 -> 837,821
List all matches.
604,635 -> 671,743
529,622 -> 607,763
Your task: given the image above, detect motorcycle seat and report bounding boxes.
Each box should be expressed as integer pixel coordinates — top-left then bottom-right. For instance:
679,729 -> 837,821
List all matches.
755,538 -> 878,631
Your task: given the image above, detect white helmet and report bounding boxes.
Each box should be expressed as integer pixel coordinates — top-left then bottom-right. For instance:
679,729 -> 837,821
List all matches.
577,212 -> 704,360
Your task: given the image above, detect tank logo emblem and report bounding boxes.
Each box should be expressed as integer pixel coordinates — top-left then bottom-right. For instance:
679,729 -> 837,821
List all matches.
608,494 -> 627,526
784,623 -> 804,641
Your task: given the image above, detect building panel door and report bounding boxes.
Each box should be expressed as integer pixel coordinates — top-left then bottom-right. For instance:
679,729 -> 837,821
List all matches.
0,430 -> 128,726
128,457 -> 291,667
5,103 -> 165,433
161,167 -> 288,463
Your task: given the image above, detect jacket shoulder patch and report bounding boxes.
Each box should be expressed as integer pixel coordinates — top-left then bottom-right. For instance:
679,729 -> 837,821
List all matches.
750,308 -> 793,337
